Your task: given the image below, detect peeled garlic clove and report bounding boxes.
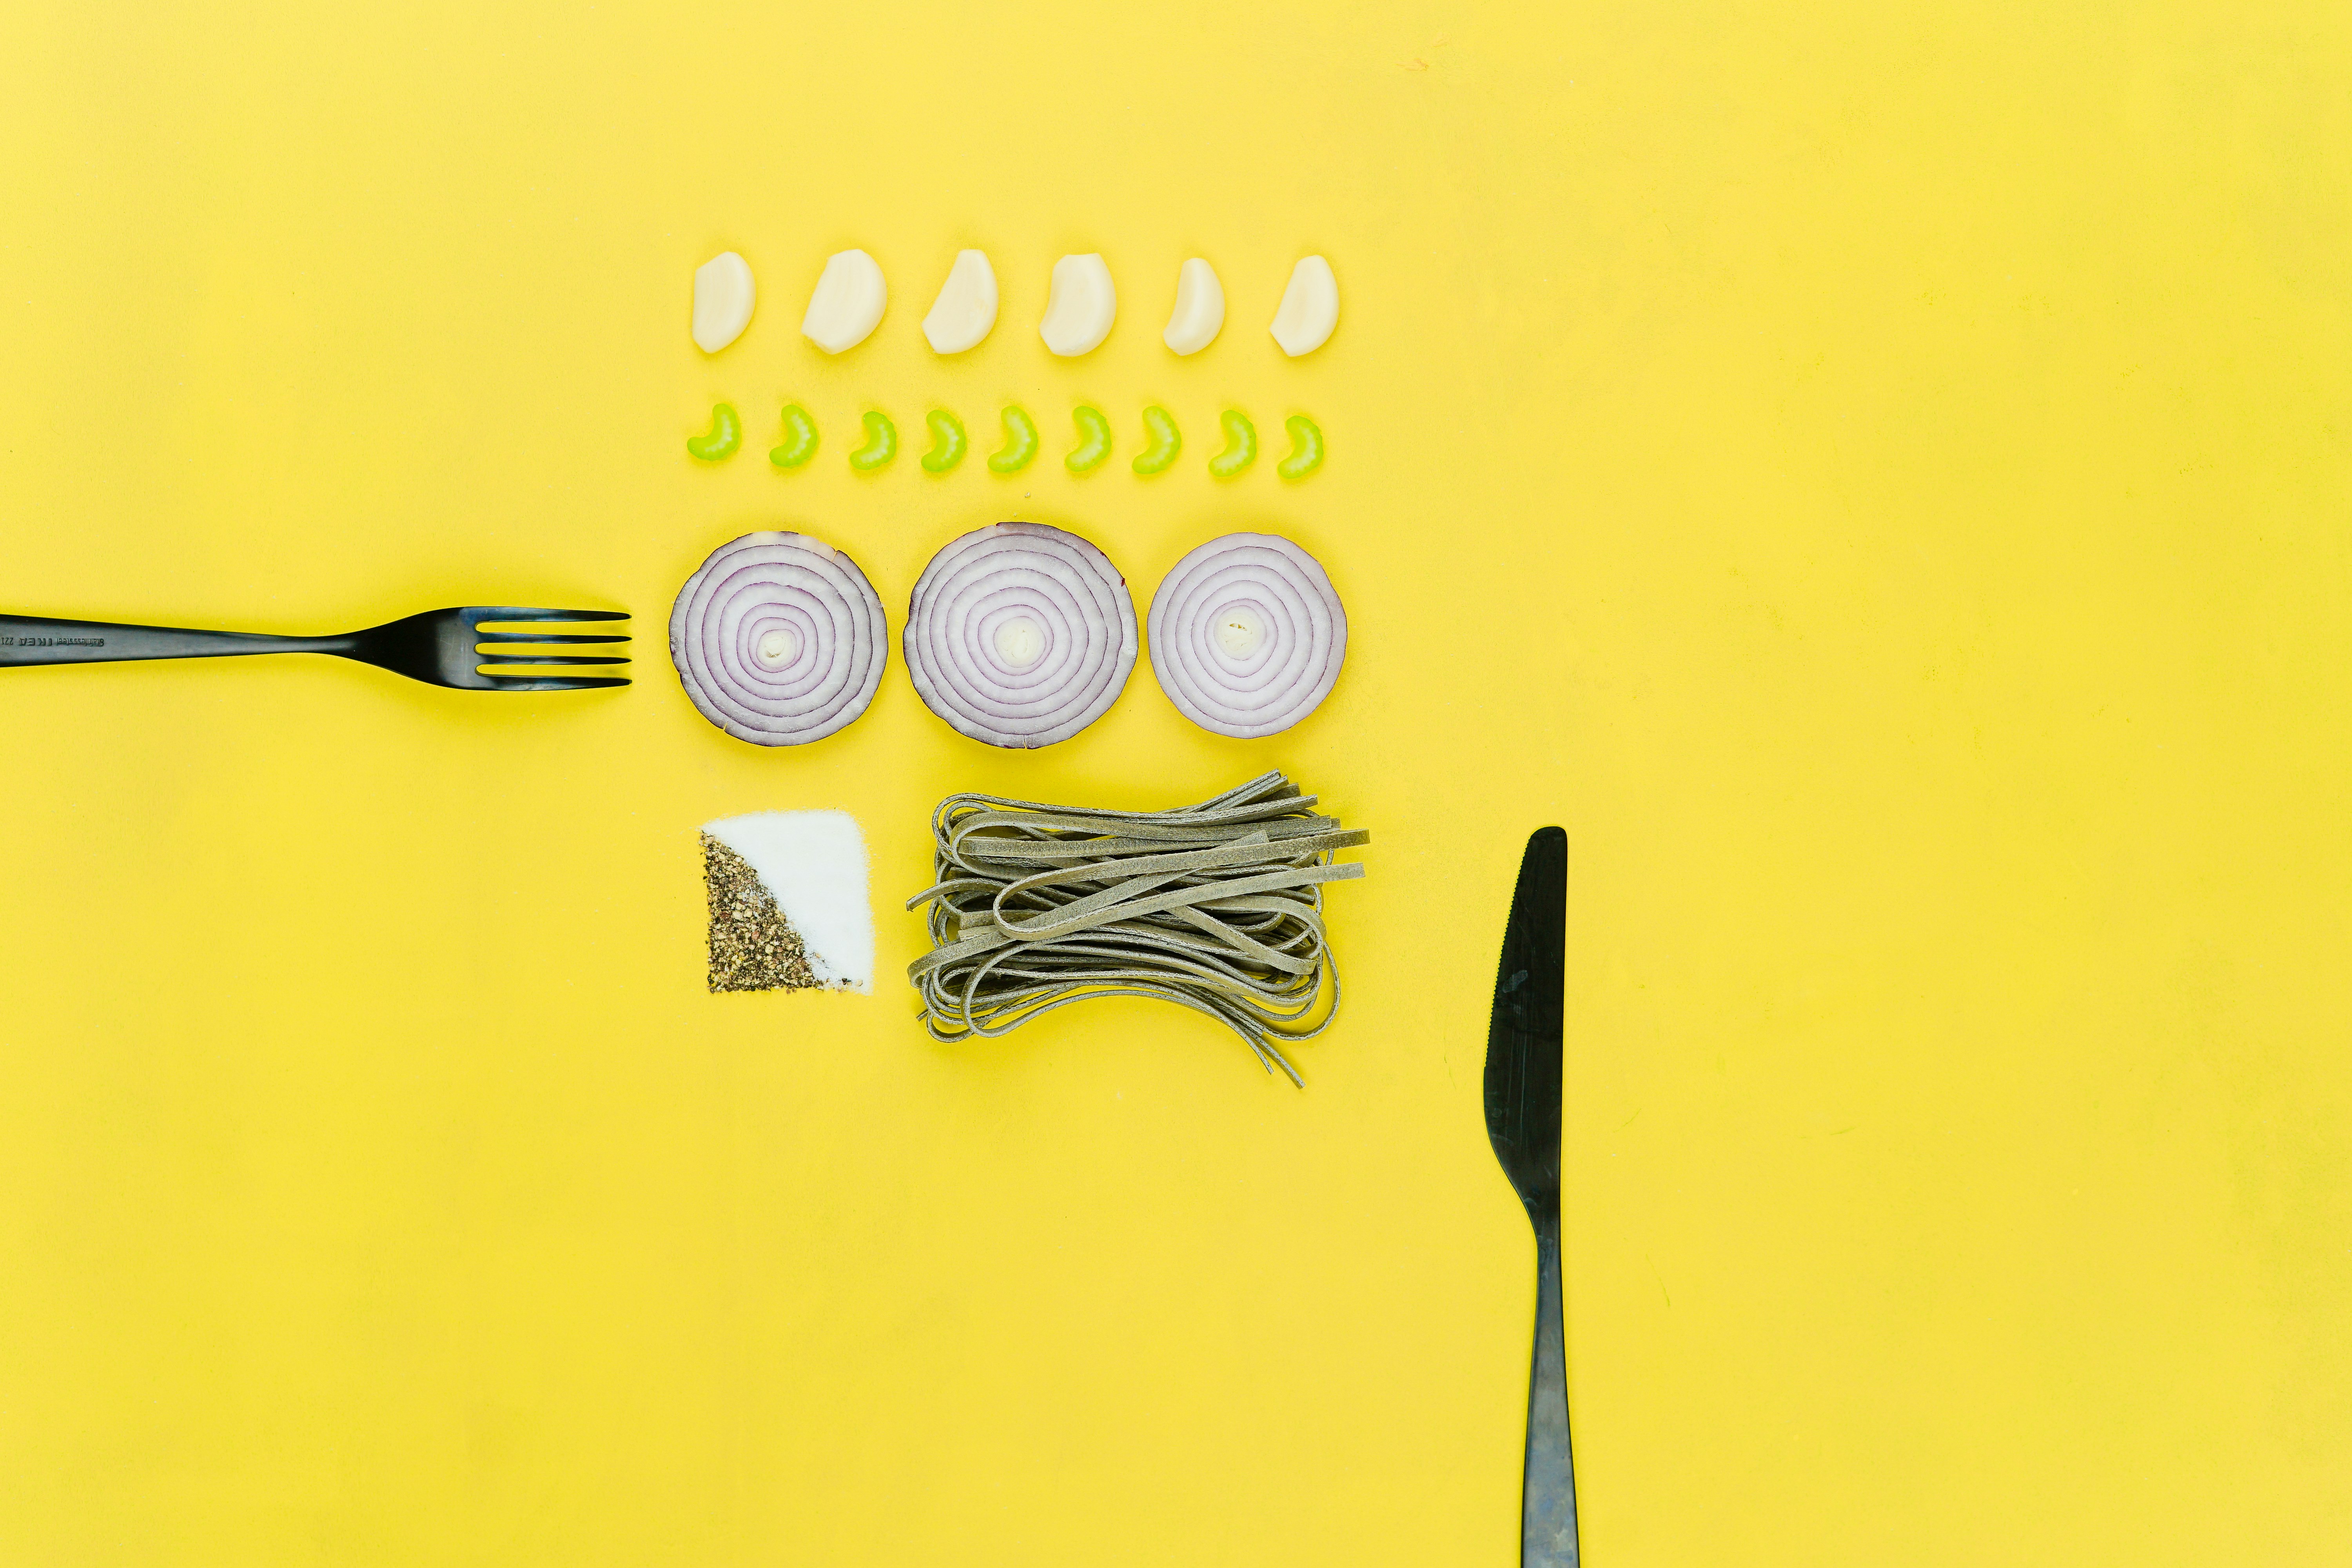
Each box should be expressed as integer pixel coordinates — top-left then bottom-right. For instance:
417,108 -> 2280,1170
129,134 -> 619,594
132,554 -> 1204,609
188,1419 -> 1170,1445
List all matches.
692,251 -> 756,354
1161,257 -> 1225,356
801,249 -> 888,354
921,249 -> 999,354
1039,253 -> 1117,357
1269,255 -> 1339,357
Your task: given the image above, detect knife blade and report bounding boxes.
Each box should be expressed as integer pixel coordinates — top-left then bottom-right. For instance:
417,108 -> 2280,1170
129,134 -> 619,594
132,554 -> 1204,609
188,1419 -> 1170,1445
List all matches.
1484,826 -> 1578,1568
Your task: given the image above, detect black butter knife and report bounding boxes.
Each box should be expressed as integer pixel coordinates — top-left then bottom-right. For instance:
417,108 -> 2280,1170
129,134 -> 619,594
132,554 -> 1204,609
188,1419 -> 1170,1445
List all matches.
1485,826 -> 1578,1567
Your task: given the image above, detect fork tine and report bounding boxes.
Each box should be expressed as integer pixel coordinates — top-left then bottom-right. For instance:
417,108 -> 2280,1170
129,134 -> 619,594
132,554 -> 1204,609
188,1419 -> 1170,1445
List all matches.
477,653 -> 631,666
468,607 -> 631,623
483,674 -> 632,691
476,631 -> 632,644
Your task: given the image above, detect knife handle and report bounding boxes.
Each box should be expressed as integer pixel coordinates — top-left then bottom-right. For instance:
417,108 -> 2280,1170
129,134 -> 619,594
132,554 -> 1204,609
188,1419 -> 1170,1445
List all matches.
1523,1208 -> 1580,1567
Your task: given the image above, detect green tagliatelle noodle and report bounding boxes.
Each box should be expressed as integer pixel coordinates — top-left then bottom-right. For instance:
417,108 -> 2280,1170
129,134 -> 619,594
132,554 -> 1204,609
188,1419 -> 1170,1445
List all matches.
905,771 -> 1368,1085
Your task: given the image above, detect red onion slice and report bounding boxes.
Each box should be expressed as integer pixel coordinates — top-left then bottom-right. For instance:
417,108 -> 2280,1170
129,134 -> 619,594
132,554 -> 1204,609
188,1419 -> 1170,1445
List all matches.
670,531 -> 887,746
904,521 -> 1138,748
1147,532 -> 1347,738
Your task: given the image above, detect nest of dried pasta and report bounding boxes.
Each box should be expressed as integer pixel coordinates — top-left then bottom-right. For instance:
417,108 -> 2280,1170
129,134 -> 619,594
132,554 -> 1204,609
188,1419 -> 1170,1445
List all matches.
906,771 -> 1367,1084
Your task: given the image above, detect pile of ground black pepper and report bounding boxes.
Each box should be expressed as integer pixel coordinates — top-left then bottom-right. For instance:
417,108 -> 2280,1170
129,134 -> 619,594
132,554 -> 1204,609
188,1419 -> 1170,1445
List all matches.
702,833 -> 821,993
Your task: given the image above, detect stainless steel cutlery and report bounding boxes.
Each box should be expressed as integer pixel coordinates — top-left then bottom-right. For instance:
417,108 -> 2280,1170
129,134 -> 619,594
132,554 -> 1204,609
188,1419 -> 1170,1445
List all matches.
1485,826 -> 1578,1567
0,606 -> 629,691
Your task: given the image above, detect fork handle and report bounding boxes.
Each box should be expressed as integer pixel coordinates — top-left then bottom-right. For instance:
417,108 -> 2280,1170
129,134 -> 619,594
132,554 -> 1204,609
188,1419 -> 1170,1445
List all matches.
0,613 -> 353,667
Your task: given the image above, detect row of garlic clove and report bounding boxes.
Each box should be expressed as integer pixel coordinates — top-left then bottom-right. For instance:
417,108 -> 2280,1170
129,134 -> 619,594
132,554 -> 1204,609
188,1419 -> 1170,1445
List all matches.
691,250 -> 1338,361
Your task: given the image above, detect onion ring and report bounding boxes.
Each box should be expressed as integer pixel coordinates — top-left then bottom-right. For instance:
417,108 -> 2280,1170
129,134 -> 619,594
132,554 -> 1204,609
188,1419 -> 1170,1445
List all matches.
903,521 -> 1138,748
669,531 -> 887,746
1146,532 -> 1347,737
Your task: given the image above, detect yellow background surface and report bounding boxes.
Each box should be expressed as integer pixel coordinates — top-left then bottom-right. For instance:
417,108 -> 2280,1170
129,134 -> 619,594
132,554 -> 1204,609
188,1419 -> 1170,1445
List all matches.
4,2 -> 2349,1563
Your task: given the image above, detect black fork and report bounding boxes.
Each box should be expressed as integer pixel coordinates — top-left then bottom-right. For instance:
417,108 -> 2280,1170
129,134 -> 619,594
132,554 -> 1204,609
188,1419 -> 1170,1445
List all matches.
0,606 -> 629,691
